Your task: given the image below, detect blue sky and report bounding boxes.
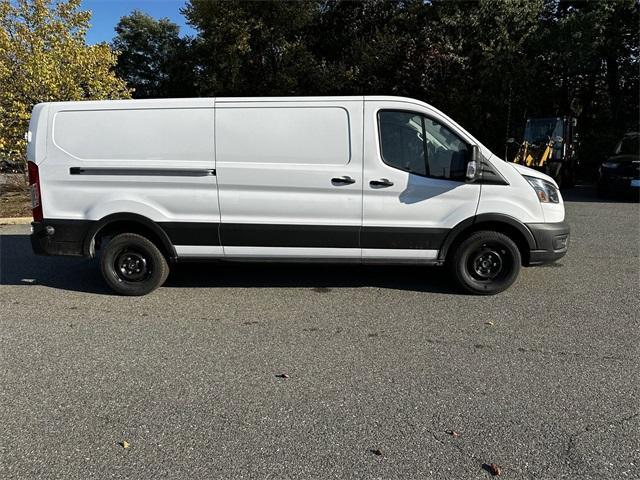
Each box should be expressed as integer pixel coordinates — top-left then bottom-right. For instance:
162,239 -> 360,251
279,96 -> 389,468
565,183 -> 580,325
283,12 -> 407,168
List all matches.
81,0 -> 196,44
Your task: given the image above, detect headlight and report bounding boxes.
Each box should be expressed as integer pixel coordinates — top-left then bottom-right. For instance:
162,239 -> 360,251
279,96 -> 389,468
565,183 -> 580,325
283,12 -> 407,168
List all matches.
524,176 -> 560,203
601,162 -> 619,169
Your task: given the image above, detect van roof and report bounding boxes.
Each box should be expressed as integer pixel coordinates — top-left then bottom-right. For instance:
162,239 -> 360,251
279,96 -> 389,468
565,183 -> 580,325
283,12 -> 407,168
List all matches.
35,95 -> 485,152
38,95 -> 432,108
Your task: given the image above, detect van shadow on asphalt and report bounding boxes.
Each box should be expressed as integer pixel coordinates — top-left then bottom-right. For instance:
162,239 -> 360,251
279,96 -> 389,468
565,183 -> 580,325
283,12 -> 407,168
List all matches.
0,234 -> 461,295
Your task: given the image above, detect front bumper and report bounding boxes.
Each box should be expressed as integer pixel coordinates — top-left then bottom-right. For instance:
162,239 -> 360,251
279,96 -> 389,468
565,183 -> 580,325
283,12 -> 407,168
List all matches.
525,220 -> 570,265
31,220 -> 92,256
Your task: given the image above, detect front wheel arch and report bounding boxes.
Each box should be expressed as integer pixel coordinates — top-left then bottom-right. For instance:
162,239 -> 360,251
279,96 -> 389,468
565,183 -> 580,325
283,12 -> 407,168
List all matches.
440,215 -> 534,266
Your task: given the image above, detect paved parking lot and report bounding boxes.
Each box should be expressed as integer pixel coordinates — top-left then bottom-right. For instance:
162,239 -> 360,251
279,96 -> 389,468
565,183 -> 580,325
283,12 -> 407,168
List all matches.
0,186 -> 638,479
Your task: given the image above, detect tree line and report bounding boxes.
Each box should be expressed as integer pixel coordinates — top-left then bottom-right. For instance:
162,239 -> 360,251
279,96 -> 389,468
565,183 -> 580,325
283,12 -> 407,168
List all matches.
113,0 -> 639,175
1,0 -> 638,176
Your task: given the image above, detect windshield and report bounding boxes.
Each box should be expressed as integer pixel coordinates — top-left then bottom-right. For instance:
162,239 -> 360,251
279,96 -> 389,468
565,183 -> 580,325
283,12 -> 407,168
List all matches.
615,136 -> 639,155
523,118 -> 563,145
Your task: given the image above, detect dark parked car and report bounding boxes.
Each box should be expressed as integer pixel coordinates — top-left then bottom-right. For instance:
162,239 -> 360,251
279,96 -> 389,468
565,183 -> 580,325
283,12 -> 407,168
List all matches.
598,132 -> 639,198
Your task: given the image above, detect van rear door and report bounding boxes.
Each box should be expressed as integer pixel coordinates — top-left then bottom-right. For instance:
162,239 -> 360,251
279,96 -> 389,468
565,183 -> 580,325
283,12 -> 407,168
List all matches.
215,98 -> 363,260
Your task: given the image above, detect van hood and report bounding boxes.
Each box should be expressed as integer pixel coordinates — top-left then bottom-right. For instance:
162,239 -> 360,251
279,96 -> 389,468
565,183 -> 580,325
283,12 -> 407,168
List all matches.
509,163 -> 558,187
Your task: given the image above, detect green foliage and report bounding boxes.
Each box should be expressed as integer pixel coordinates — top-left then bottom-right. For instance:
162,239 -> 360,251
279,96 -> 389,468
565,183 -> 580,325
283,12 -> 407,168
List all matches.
176,0 -> 640,171
4,0 -> 638,173
547,0 -> 640,165
0,0 -> 130,162
183,0 -> 322,96
113,10 -> 194,98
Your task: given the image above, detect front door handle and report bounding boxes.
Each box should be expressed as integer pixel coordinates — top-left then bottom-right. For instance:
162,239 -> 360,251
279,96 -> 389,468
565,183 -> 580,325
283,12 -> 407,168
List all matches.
332,176 -> 356,185
369,178 -> 394,187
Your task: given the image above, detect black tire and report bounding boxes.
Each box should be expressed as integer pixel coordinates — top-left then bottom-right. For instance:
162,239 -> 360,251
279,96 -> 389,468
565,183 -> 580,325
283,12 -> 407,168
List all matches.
100,233 -> 169,296
448,231 -> 521,295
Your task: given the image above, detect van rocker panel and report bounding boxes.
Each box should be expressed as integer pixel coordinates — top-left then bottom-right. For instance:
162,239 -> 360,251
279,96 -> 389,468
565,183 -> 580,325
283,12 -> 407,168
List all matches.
31,218 -> 453,257
30,216 -> 568,266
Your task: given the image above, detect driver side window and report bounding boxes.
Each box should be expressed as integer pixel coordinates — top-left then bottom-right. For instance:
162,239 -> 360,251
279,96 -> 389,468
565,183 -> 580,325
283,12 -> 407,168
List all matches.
378,111 -> 469,181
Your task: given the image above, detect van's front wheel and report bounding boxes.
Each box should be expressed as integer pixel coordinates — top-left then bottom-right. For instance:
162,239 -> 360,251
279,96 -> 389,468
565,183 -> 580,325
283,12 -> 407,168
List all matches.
449,231 -> 521,295
100,233 -> 169,296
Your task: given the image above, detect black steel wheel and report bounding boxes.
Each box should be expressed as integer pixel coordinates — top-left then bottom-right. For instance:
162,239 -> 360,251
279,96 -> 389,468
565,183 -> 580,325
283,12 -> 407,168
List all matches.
449,231 -> 521,295
100,233 -> 169,296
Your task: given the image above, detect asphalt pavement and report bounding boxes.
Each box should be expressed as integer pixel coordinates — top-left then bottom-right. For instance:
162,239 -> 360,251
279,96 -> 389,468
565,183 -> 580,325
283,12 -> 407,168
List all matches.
0,186 -> 638,479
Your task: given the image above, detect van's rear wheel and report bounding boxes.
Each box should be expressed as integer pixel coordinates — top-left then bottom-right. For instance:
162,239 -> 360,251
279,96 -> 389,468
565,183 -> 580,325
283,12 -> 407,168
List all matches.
100,233 -> 169,296
449,231 -> 521,295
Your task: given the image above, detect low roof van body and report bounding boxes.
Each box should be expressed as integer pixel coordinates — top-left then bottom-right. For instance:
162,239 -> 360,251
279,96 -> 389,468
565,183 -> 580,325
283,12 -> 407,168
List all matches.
28,96 -> 569,295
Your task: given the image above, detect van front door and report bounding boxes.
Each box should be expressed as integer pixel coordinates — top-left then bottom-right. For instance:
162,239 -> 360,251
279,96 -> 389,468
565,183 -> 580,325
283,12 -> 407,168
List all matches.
215,99 -> 363,260
362,100 -> 481,262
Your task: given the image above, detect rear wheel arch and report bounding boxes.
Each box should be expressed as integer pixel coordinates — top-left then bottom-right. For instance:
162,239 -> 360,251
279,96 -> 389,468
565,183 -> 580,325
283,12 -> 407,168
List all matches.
84,213 -> 176,260
440,214 -> 535,266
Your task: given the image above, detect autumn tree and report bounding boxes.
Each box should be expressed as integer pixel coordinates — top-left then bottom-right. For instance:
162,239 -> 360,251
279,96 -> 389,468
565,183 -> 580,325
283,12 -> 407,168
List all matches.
0,0 -> 130,162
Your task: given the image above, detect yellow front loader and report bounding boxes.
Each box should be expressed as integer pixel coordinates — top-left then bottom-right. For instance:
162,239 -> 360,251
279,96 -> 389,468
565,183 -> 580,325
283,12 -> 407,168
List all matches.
513,139 -> 554,168
508,116 -> 579,188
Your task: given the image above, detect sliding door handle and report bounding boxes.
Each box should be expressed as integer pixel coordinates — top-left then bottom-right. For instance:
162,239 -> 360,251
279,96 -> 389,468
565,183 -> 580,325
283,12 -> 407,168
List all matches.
369,178 -> 394,187
331,176 -> 356,185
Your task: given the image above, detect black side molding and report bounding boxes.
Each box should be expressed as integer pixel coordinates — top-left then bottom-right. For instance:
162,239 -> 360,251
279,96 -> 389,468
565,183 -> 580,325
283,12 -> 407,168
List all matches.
70,167 -> 215,177
361,226 -> 448,250
221,223 -> 359,248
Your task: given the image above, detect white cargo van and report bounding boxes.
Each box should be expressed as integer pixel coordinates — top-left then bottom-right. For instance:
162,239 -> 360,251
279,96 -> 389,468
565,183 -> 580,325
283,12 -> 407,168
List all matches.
27,96 -> 569,295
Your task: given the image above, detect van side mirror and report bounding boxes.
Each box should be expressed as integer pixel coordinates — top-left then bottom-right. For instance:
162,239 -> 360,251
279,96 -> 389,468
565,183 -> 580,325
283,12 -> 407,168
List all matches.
466,145 -> 480,181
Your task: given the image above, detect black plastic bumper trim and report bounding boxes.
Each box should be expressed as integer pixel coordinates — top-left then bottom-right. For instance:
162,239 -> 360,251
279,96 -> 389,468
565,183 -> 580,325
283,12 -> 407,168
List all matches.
525,220 -> 570,265
31,220 -> 91,257
528,249 -> 568,265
